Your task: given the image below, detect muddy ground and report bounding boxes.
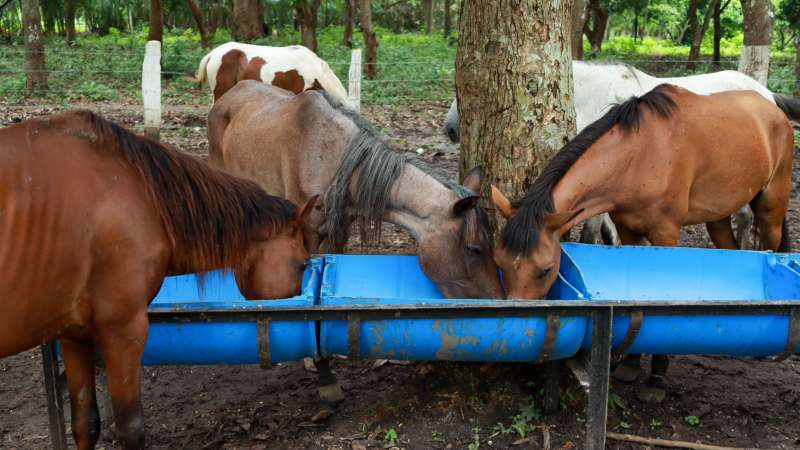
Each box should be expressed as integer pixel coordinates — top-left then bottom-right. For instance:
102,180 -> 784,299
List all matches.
1,99 -> 799,450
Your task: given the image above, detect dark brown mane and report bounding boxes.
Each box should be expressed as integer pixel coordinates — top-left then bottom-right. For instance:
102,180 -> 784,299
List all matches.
70,110 -> 296,272
501,84 -> 678,255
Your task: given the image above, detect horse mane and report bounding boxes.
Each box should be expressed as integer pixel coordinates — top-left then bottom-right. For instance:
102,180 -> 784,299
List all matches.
69,110 -> 296,272
501,84 -> 679,255
316,91 -> 485,250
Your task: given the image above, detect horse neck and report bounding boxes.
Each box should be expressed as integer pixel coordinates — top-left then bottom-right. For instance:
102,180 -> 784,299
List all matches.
383,163 -> 456,241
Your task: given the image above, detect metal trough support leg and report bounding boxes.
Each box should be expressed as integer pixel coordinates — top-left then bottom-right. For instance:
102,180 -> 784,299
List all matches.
41,342 -> 68,450
586,307 -> 612,450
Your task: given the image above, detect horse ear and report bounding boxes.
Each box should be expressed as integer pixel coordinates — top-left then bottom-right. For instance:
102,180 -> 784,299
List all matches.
294,195 -> 319,225
544,208 -> 584,234
452,195 -> 479,217
491,185 -> 516,219
462,166 -> 482,193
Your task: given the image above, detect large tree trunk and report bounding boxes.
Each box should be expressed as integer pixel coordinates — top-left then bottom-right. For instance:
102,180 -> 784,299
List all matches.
571,0 -> 588,59
21,0 -> 47,92
359,0 -> 378,79
584,0 -> 607,53
688,0 -> 718,69
232,0 -> 264,40
457,0 -> 576,219
297,0 -> 321,52
187,0 -> 212,48
343,0 -> 354,47
685,0 -> 701,67
423,0 -> 433,34
148,0 -> 163,42
65,0 -> 76,45
444,0 -> 452,37
739,0 -> 773,85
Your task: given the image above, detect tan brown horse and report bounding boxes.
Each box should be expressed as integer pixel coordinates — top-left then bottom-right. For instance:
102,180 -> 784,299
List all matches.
0,111 -> 316,450
491,84 -> 794,401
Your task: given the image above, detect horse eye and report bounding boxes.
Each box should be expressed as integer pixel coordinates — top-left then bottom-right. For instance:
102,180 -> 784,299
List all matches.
537,267 -> 552,279
466,245 -> 482,255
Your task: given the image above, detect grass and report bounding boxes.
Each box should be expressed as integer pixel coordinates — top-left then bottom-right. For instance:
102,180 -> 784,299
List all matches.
0,27 -> 796,106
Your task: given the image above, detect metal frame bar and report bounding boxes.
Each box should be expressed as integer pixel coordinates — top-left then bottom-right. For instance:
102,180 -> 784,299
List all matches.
40,300 -> 800,450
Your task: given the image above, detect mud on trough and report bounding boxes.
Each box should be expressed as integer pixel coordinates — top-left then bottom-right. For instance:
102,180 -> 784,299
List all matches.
1,100 -> 799,450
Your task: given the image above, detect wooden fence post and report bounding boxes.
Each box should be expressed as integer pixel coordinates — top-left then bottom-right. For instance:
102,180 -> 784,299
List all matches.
348,48 -> 362,112
142,40 -> 161,141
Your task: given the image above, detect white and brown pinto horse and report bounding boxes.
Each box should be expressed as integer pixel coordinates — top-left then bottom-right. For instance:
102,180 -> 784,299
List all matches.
196,41 -> 349,104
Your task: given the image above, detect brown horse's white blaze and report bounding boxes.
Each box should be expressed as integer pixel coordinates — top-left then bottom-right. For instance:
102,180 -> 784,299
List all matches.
0,111 -> 316,450
196,41 -> 348,103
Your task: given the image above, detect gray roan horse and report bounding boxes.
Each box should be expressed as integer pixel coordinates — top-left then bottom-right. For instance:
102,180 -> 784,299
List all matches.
208,80 -> 505,401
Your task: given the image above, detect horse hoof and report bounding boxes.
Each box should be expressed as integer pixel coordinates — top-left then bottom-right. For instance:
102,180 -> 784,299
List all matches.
303,357 -> 318,373
318,383 -> 345,404
636,385 -> 666,404
612,363 -> 641,383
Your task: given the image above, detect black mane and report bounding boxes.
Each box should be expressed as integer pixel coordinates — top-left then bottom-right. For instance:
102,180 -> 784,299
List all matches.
500,84 -> 678,255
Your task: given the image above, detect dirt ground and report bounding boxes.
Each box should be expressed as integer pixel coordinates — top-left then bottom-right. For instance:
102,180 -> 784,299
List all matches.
1,99 -> 799,450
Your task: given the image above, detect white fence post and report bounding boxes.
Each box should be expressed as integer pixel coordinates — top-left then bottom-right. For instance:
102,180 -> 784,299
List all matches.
142,40 -> 161,141
348,48 -> 362,112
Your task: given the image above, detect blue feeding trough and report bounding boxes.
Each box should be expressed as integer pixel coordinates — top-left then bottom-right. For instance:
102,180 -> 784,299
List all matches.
142,258 -> 323,365
566,243 -> 800,357
319,254 -> 588,362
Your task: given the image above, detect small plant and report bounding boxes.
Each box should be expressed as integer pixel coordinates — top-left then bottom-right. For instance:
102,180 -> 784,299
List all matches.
431,430 -> 444,442
467,426 -> 481,450
619,421 -> 632,429
608,391 -> 628,412
384,427 -> 399,445
650,418 -> 663,430
685,415 -> 701,427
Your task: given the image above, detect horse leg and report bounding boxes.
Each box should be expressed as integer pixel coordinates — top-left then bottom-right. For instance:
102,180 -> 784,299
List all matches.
61,339 -> 101,450
579,216 -> 605,244
600,213 -> 621,245
733,206 -> 755,249
750,190 -> 790,252
315,358 -> 345,403
96,312 -> 148,450
610,223 -> 646,383
705,217 -> 738,249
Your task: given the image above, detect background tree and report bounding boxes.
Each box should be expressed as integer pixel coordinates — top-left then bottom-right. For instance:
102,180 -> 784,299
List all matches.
457,0 -> 577,218
688,0 -> 719,68
423,0 -> 433,33
444,0 -> 452,37
297,0 -> 321,52
65,0 -> 76,44
739,0 -> 773,85
571,0 -> 589,58
712,0 -> 732,66
187,0 -> 212,48
779,0 -> 800,95
232,0 -> 263,40
584,0 -> 608,54
148,0 -> 163,42
360,0 -> 377,79
21,0 -> 46,92
343,0 -> 355,47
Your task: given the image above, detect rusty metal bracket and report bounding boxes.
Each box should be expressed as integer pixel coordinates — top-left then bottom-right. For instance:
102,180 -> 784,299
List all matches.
257,319 -> 271,369
773,307 -> 800,362
536,315 -> 560,363
614,310 -> 643,355
348,313 -> 361,358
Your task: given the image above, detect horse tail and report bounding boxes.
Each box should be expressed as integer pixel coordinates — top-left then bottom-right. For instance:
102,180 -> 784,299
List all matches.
196,51 -> 212,85
318,61 -> 350,107
774,94 -> 800,127
779,216 -> 791,253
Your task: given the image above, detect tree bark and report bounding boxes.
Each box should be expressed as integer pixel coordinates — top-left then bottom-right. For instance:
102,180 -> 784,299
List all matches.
712,0 -> 722,66
21,0 -> 47,92
297,0 -> 321,52
148,0 -> 163,42
232,0 -> 264,40
359,0 -> 378,79
444,0 -> 452,37
571,0 -> 588,59
688,0 -> 719,69
343,0 -> 354,47
584,0 -> 607,53
457,0 -> 577,220
187,0 -> 212,48
423,0 -> 433,34
209,0 -> 221,35
65,0 -> 76,45
739,0 -> 773,85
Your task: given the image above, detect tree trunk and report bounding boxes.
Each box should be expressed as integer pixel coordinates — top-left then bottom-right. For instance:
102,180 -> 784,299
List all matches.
444,0 -> 452,37
688,0 -> 718,69
795,36 -> 800,96
359,0 -> 377,79
685,0 -> 701,67
187,0 -> 211,48
22,0 -> 46,92
65,0 -> 76,45
423,0 -> 433,34
209,0 -> 221,35
297,0 -> 321,52
712,0 -> 722,66
343,0 -> 354,47
739,0 -> 773,85
585,0 -> 607,53
570,0 -> 588,59
232,0 -> 264,40
456,0 -> 577,220
148,0 -> 163,42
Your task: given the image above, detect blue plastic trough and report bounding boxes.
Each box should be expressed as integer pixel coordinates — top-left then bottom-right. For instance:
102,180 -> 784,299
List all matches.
564,243 -> 800,357
141,258 -> 323,365
318,254 -> 587,362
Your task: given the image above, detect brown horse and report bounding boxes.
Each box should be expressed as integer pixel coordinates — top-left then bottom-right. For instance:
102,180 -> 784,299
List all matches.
0,111 -> 316,450
208,80 -> 505,401
491,84 -> 794,401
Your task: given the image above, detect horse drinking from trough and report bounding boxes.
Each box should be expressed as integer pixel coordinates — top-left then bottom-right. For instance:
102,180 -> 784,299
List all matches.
446,60 -> 800,248
491,84 -> 794,402
208,80 -> 506,401
0,111 -> 317,450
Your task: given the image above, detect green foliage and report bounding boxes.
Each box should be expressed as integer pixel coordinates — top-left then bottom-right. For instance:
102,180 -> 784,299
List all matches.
608,391 -> 627,412
384,427 -> 399,445
492,395 -> 541,439
467,426 -> 481,450
649,418 -> 663,430
685,415 -> 701,427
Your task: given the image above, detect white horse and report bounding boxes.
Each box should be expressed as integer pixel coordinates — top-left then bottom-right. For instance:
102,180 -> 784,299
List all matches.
196,41 -> 349,105
445,61 -> 800,247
